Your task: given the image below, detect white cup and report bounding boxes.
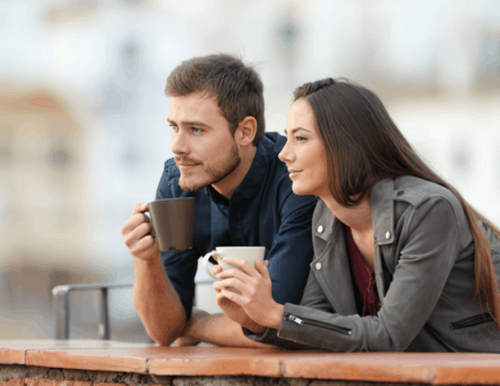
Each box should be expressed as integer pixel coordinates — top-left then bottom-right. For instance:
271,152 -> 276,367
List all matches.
202,246 -> 266,279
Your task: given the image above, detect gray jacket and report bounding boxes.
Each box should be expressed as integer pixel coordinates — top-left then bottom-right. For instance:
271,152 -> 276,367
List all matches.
244,176 -> 500,352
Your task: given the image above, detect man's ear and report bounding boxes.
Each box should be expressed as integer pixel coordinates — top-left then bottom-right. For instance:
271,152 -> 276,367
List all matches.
235,117 -> 257,147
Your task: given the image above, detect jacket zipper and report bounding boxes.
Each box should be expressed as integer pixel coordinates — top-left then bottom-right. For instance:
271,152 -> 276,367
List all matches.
283,313 -> 352,335
449,313 -> 493,330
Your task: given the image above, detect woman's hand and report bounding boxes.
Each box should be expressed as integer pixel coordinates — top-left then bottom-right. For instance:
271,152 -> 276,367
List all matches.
213,258 -> 284,330
212,264 -> 266,333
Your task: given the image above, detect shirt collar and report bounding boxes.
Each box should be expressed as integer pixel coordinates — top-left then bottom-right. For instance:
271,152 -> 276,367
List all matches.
204,135 -> 274,204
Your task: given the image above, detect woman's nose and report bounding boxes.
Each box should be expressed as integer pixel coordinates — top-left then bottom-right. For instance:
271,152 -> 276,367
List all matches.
278,141 -> 292,163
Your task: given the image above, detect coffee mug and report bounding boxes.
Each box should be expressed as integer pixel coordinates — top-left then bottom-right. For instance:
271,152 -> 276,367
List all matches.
202,246 -> 266,279
143,197 -> 195,251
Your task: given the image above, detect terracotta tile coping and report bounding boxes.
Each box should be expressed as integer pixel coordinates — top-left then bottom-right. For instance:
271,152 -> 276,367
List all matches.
1,340 -> 500,384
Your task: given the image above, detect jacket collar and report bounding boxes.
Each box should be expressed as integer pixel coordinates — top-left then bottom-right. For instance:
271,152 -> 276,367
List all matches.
370,178 -> 395,246
311,199 -> 357,315
313,199 -> 336,241
314,178 -> 395,246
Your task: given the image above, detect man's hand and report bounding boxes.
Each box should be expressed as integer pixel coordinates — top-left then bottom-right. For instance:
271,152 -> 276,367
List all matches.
121,202 -> 160,261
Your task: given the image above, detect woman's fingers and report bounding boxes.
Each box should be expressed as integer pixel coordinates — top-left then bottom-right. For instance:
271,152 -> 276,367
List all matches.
214,277 -> 245,293
254,259 -> 271,280
211,264 -> 223,276
219,257 -> 255,276
216,265 -> 253,283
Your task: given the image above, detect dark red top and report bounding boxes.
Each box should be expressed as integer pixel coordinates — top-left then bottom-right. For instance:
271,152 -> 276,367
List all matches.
346,227 -> 381,316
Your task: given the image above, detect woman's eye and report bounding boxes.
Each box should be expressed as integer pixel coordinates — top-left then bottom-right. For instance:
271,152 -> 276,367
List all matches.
296,136 -> 307,142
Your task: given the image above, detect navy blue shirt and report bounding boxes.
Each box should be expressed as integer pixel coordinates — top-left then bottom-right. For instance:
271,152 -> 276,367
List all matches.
156,132 -> 316,320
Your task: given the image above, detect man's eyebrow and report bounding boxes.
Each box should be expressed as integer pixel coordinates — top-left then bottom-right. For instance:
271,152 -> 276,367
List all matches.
167,119 -> 212,128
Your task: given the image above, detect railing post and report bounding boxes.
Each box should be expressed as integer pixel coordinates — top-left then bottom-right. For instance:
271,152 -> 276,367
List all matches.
53,285 -> 70,339
99,287 -> 110,340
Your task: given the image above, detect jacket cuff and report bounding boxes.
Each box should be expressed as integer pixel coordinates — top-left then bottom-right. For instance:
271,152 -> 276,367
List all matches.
279,303 -> 355,351
241,326 -> 280,344
242,306 -> 323,350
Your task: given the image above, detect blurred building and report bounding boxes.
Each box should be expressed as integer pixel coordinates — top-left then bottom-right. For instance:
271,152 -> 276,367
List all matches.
0,0 -> 499,340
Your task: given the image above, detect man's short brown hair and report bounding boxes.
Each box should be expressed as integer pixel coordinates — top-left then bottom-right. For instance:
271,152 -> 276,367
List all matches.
165,54 -> 265,146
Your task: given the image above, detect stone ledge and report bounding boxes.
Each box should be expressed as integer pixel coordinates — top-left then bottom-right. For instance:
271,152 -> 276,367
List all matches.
1,340 -> 500,385
0,365 -> 426,386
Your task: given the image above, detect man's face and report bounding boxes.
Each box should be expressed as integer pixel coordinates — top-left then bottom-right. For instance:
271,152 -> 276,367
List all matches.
168,92 -> 241,192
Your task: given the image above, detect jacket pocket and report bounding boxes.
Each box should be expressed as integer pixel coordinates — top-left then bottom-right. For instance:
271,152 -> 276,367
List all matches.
283,313 -> 352,335
449,313 -> 493,330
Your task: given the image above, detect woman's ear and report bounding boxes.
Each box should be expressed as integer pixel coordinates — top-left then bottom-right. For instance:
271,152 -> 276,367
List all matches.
235,116 -> 257,147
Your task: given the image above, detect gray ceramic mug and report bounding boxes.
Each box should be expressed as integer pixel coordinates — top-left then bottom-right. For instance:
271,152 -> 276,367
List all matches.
143,197 -> 195,251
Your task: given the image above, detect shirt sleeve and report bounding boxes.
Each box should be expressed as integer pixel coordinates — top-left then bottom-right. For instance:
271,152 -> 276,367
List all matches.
241,186 -> 316,348
266,186 -> 316,306
160,249 -> 199,320
156,161 -> 199,321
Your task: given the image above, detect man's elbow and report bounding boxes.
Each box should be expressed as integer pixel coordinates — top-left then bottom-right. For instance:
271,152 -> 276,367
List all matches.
132,300 -> 186,346
145,316 -> 186,346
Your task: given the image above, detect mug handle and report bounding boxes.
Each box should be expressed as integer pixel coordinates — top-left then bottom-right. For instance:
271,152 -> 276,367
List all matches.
140,209 -> 155,242
203,251 -> 219,279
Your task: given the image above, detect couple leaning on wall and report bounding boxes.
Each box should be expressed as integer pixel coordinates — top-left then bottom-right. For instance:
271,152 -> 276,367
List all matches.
121,54 -> 500,352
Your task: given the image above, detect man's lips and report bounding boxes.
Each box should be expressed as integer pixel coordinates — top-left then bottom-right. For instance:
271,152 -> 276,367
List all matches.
175,158 -> 201,168
176,163 -> 200,172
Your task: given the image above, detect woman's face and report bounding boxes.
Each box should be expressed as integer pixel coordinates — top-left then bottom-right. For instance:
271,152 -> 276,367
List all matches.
279,98 -> 330,198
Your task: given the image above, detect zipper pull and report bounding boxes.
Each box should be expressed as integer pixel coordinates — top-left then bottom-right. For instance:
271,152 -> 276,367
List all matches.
288,315 -> 304,325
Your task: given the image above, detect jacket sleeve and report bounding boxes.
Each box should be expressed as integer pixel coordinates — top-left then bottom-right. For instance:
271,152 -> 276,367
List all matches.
277,197 -> 463,351
241,268 -> 331,349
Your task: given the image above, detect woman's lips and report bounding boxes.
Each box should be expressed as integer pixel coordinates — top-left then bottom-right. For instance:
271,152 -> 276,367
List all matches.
288,169 -> 302,178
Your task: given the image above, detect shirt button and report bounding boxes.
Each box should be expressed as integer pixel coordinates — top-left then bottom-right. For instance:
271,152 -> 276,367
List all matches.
315,262 -> 322,270
317,225 -> 324,233
385,231 -> 391,239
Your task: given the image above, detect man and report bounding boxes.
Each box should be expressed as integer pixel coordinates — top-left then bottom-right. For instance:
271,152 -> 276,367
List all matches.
121,54 -> 316,346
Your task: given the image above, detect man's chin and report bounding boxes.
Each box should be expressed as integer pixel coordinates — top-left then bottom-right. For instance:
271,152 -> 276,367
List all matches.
178,177 -> 210,192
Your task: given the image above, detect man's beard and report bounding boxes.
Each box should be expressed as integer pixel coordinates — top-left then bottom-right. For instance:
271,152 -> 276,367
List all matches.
177,141 -> 241,192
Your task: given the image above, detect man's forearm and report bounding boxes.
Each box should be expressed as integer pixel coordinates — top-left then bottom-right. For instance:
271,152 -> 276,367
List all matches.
184,313 -> 272,348
133,253 -> 186,345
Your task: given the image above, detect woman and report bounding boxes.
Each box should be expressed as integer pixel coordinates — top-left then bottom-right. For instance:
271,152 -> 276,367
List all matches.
213,78 -> 500,352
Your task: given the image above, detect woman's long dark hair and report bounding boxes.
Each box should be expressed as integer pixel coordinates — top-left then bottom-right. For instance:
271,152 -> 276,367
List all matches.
294,78 -> 500,330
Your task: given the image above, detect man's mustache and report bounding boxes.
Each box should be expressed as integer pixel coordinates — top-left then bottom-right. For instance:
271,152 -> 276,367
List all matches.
174,156 -> 203,165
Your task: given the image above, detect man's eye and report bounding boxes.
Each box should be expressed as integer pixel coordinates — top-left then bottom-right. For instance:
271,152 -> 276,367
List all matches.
170,124 -> 179,131
191,127 -> 204,133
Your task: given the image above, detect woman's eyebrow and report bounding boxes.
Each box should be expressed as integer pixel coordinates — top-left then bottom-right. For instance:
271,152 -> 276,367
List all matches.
291,127 -> 312,134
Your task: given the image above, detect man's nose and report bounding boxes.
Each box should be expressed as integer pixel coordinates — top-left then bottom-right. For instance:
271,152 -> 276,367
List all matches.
171,130 -> 190,155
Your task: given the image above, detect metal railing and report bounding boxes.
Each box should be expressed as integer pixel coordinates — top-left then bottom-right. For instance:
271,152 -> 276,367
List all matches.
52,279 -> 215,340
52,282 -> 133,340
